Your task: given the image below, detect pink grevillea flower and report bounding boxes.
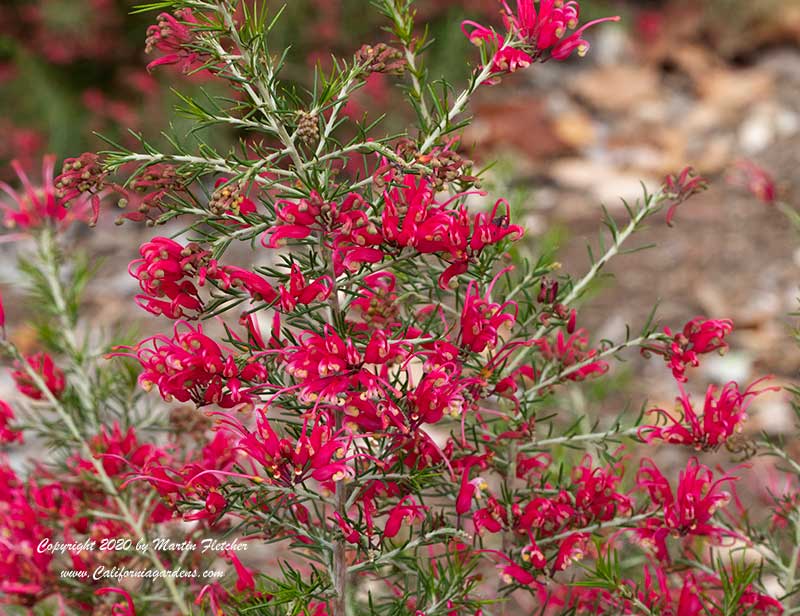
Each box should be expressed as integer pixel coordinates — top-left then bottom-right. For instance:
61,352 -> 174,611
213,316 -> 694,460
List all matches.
334,511 -> 362,544
521,540 -> 547,569
145,9 -> 205,72
473,495 -> 508,534
77,422 -> 167,477
534,328 -> 609,381
455,463 -> 489,514
54,152 -> 107,211
95,588 -> 136,616
460,21 -> 533,82
349,271 -> 399,329
263,191 -> 387,275
552,532 -> 590,572
570,455 -> 632,525
380,173 -> 523,288
503,1 -> 620,60
132,237 -> 330,318
493,365 -> 535,411
515,451 -> 550,480
635,457 -> 738,561
223,408 -> 351,488
213,264 -> 279,304
0,401 -> 22,444
195,583 -> 231,616
1,155 -> 97,234
640,379 -> 775,451
278,264 -> 332,311
130,237 -> 207,318
0,459 -> 54,605
12,352 -> 66,400
518,491 -> 574,536
384,497 -> 427,539
459,275 -> 517,353
577,567 -> 783,616
113,321 -> 266,409
409,365 -> 482,425
225,550 -> 256,593
283,325 -> 407,404
125,432 -> 237,524
500,562 -> 536,586
515,456 -> 628,545
462,1 -> 620,81
644,317 -> 733,382
0,289 -> 5,334
728,159 -> 778,205
662,166 -> 708,226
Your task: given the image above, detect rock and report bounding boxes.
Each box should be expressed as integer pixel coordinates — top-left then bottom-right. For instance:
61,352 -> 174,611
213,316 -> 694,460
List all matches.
466,97 -> 570,164
552,109 -> 598,149
696,68 -> 774,113
739,102 -> 800,154
569,65 -> 662,114
700,352 -> 753,385
548,158 -> 659,206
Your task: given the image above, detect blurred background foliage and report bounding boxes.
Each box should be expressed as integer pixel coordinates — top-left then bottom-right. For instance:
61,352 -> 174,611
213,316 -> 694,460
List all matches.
0,0 -> 794,177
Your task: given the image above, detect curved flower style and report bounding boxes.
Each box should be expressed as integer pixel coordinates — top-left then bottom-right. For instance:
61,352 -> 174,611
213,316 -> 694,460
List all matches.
635,458 -> 738,561
640,378 -> 776,451
95,588 -> 137,616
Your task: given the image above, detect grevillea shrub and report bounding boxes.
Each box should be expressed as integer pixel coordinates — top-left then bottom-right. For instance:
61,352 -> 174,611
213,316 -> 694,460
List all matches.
0,1 -> 797,615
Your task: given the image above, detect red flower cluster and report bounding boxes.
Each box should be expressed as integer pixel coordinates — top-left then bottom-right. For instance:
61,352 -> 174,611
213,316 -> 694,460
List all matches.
636,457 -> 737,561
145,9 -> 205,73
565,564 -> 782,615
12,353 -> 66,400
460,277 -> 516,353
462,1 -> 620,81
640,379 -> 774,451
0,459 -> 55,606
455,455 -> 630,581
225,409 -> 351,488
115,321 -> 267,409
645,316 -> 733,382
132,237 -> 331,319
662,166 -> 708,226
265,173 -> 523,288
533,329 -> 609,382
381,174 -> 523,288
0,400 -> 22,444
1,156 -> 97,234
